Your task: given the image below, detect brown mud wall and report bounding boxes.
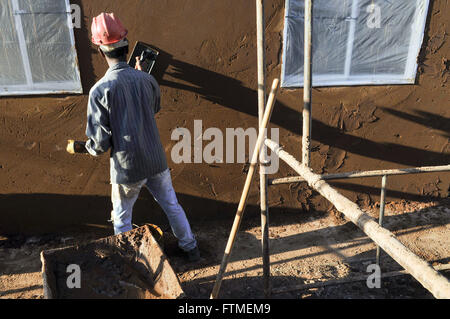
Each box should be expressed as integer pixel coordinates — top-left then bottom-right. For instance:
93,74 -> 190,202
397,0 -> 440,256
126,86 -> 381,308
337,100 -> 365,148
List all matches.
0,0 -> 449,234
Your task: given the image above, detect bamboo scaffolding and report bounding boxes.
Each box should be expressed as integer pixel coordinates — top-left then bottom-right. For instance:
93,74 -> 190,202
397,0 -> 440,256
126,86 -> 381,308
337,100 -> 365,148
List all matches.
265,138 -> 450,299
210,79 -> 280,299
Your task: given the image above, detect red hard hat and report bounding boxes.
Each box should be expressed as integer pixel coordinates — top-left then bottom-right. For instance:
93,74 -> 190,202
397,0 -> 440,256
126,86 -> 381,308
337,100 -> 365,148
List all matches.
91,13 -> 128,45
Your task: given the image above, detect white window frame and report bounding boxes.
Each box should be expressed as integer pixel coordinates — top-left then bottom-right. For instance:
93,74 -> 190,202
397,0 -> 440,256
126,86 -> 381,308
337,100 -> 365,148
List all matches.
0,0 -> 82,96
281,0 -> 431,88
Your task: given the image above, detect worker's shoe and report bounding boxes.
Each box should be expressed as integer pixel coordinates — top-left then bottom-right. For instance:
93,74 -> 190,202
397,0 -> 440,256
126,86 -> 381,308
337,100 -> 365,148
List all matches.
186,246 -> 201,262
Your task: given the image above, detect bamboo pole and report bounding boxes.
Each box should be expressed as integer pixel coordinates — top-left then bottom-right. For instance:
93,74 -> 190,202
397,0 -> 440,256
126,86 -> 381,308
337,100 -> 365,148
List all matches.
265,139 -> 450,299
302,0 -> 313,166
209,79 -> 280,299
268,165 -> 450,185
376,175 -> 387,266
272,264 -> 450,295
256,0 -> 271,298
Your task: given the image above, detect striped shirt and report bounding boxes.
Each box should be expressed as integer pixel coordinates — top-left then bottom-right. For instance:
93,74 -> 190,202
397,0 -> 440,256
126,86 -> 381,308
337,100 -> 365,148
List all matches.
85,62 -> 168,184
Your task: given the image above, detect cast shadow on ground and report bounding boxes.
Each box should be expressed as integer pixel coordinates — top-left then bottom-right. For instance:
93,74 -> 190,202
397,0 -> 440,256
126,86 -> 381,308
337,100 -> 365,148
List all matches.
0,285 -> 42,299
179,264 -> 440,299
173,200 -> 449,273
175,203 -> 449,299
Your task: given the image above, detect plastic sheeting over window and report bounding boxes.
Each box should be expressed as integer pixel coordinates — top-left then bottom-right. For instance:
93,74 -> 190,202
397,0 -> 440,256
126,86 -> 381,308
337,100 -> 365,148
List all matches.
281,0 -> 430,88
0,0 -> 82,96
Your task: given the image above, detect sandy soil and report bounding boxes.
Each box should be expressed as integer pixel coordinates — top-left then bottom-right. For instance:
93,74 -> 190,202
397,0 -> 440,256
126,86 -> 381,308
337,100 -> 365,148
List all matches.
1,199 -> 448,299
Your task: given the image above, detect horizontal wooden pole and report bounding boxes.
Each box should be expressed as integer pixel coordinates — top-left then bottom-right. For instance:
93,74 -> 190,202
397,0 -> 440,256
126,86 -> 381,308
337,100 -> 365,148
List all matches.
265,139 -> 450,299
269,165 -> 450,185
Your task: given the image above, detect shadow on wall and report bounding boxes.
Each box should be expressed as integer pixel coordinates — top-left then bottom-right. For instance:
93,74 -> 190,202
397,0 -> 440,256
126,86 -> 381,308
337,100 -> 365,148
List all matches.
416,0 -> 439,77
180,272 -> 436,299
380,107 -> 450,139
0,189 -> 444,236
329,180 -> 448,202
64,1 -> 447,169
152,46 -> 450,167
25,8 -> 446,169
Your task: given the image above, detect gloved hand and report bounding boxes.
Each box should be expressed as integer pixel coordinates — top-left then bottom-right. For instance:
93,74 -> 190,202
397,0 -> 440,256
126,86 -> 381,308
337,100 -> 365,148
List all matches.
66,140 -> 88,154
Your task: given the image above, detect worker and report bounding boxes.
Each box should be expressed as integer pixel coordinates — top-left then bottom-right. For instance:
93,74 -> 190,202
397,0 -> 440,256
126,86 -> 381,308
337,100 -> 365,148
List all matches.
67,13 -> 200,262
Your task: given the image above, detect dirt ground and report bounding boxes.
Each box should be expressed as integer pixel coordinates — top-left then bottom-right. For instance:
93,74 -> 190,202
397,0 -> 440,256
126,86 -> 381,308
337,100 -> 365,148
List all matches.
1,199 -> 448,299
0,2 -> 448,298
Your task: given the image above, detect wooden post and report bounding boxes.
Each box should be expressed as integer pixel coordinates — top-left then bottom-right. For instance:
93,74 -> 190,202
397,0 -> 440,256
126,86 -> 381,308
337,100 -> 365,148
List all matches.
376,175 -> 387,266
256,0 -> 271,298
210,79 -> 280,299
265,139 -> 450,299
302,0 -> 313,166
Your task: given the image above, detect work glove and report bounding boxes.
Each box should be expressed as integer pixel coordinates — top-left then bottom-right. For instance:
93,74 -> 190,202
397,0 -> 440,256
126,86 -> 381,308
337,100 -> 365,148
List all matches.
66,140 -> 88,154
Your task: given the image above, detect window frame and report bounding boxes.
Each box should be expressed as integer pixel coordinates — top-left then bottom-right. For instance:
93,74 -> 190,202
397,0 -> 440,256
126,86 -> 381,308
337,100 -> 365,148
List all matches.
0,0 -> 82,96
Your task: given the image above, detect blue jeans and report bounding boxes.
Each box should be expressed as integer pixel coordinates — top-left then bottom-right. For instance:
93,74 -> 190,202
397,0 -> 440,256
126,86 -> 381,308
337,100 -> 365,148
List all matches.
111,168 -> 197,252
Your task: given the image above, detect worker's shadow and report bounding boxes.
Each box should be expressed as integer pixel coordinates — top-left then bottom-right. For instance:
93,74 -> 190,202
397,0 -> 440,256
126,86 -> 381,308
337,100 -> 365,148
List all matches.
150,47 -> 295,130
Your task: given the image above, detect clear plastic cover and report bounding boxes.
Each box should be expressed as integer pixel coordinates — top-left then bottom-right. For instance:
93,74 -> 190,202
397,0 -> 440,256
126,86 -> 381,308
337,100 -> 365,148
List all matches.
281,0 -> 430,88
0,0 -> 82,95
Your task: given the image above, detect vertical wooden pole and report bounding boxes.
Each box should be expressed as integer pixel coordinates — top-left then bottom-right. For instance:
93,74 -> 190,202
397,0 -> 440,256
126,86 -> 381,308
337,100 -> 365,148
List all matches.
303,0 -> 313,166
210,79 -> 280,299
256,0 -> 271,298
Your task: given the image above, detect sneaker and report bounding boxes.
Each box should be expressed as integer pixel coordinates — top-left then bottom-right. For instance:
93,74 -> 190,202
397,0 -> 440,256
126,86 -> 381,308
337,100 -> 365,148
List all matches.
186,246 -> 201,262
